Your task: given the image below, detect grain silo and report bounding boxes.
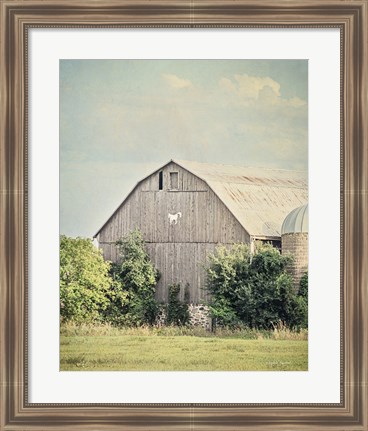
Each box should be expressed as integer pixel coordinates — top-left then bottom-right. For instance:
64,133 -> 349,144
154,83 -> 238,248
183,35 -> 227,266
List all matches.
281,204 -> 308,289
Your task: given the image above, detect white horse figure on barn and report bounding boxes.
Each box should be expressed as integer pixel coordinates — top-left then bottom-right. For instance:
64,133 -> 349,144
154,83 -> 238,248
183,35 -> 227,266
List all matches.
168,212 -> 182,225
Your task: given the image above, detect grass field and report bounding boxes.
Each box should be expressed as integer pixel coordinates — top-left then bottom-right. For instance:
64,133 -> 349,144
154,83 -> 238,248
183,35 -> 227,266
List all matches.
60,324 -> 308,371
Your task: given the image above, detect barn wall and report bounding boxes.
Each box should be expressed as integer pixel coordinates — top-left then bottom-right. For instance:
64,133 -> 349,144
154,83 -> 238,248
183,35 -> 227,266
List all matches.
145,242 -> 218,302
98,162 -> 250,302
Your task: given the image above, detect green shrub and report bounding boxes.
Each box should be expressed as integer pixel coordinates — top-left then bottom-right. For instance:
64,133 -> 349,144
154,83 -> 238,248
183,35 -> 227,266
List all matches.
206,243 -> 307,329
299,272 -> 308,302
166,284 -> 190,326
60,235 -> 112,323
296,272 -> 308,328
107,229 -> 160,326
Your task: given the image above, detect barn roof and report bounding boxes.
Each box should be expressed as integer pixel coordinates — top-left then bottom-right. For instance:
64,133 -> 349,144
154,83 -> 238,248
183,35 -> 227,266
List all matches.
174,159 -> 308,239
94,159 -> 308,239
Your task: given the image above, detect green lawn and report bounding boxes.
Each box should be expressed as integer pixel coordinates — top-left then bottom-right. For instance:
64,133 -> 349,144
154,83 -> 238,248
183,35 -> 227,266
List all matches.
60,332 -> 308,371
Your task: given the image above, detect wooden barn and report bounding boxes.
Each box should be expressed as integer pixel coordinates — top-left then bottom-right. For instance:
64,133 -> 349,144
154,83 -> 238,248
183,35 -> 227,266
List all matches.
94,160 -> 308,303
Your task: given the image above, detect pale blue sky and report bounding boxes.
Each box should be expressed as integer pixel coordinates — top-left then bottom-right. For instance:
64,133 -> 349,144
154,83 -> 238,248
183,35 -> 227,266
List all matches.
60,60 -> 308,237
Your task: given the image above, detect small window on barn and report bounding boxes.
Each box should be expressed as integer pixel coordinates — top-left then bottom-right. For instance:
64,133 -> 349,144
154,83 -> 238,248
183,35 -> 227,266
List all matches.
170,172 -> 179,190
159,171 -> 163,190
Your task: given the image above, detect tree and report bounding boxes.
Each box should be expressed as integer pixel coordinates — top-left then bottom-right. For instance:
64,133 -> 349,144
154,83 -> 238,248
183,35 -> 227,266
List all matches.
206,243 -> 307,329
60,235 -> 112,323
206,244 -> 252,327
109,229 -> 160,326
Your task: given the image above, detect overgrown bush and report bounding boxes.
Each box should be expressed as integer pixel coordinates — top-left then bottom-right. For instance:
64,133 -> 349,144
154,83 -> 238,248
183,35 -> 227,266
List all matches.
166,284 -> 190,326
60,236 -> 112,323
299,272 -> 308,302
296,272 -> 308,328
206,243 -> 307,329
106,229 -> 160,326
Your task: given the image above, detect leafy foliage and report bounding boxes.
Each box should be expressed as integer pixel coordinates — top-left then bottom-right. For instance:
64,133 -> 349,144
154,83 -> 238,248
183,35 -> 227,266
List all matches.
296,272 -> 308,328
166,284 -> 190,326
206,243 -> 308,329
299,272 -> 308,302
107,229 -> 160,326
60,236 -> 112,323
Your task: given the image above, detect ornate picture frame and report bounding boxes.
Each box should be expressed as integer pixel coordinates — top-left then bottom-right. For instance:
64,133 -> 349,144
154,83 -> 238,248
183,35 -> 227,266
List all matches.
1,1 -> 367,429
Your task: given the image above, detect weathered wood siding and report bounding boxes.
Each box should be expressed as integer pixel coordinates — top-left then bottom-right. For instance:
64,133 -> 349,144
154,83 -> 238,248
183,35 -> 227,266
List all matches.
98,162 -> 249,302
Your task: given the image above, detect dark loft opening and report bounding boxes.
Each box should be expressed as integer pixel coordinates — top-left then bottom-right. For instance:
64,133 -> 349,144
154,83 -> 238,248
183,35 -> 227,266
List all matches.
159,171 -> 163,190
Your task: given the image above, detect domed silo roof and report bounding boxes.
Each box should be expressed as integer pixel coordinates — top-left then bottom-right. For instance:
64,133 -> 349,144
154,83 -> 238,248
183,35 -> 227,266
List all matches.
281,204 -> 308,235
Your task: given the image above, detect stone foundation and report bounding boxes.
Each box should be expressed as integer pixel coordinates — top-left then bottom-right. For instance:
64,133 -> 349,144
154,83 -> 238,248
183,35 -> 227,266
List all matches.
156,304 -> 212,330
156,308 -> 167,326
188,304 -> 212,330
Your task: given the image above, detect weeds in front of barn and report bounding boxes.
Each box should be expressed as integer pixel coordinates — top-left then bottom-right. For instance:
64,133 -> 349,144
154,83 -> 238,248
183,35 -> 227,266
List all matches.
60,321 -> 307,340
60,322 -> 308,371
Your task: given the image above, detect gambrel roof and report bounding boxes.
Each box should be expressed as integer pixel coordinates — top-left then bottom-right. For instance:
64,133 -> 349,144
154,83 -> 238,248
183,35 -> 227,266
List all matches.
94,159 -> 308,239
174,159 -> 308,239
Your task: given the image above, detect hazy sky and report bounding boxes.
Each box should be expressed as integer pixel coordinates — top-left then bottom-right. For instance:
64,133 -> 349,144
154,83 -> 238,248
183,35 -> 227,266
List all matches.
60,60 -> 308,238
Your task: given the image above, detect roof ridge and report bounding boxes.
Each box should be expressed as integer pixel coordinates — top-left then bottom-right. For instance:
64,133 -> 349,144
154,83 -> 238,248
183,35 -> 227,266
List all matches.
173,158 -> 307,174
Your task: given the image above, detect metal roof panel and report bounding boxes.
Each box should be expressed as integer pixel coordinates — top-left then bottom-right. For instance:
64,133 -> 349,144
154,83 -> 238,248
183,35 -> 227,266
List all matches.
174,160 -> 308,238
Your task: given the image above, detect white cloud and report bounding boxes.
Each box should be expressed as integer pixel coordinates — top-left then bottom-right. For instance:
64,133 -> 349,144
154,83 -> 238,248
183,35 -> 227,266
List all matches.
234,74 -> 281,99
220,73 -> 280,101
285,96 -> 306,107
162,74 -> 193,89
219,73 -> 306,108
219,77 -> 236,93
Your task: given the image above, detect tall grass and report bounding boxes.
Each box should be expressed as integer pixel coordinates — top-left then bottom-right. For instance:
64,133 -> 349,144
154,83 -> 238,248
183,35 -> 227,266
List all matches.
60,321 -> 307,341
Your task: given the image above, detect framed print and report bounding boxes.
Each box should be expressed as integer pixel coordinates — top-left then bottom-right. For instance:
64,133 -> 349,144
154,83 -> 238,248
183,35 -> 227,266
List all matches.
1,0 -> 367,430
